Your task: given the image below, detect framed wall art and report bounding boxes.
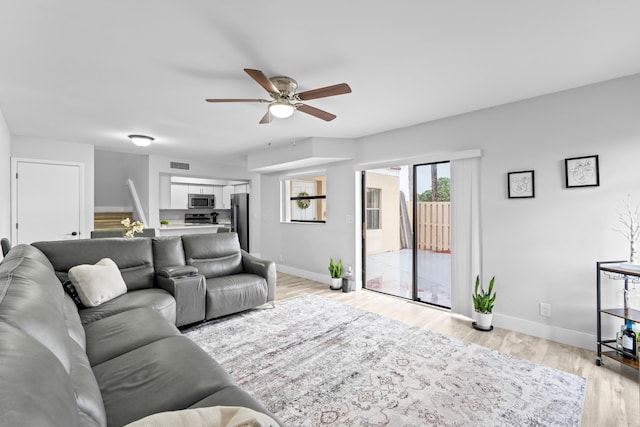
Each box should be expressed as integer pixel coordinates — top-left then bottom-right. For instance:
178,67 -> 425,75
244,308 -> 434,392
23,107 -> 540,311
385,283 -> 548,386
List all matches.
508,170 -> 535,199
565,155 -> 599,188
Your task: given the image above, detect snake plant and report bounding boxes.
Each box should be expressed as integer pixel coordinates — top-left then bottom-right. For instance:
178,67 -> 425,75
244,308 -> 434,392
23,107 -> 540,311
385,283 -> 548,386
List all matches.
472,275 -> 496,313
328,258 -> 342,279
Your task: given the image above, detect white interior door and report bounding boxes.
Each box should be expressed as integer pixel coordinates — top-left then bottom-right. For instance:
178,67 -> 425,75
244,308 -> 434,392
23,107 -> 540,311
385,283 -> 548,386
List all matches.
13,159 -> 83,244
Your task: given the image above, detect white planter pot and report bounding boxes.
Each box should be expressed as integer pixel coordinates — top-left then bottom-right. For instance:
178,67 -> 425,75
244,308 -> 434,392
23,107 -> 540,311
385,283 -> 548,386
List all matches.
330,278 -> 342,290
474,312 -> 493,330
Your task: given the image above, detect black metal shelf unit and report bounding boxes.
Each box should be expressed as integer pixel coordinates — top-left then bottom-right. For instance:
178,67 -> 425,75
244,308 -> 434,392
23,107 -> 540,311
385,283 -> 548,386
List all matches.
596,261 -> 640,370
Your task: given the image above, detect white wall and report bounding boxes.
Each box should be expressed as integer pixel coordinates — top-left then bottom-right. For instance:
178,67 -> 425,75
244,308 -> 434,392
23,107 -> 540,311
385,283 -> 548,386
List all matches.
0,109 -> 10,242
261,161 -> 359,283
95,150 -> 149,221
260,73 -> 640,349
11,135 -> 95,237
95,150 -> 135,209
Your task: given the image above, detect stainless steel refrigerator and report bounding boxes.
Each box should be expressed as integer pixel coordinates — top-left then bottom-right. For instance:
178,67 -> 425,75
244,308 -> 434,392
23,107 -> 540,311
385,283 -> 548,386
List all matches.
230,193 -> 249,251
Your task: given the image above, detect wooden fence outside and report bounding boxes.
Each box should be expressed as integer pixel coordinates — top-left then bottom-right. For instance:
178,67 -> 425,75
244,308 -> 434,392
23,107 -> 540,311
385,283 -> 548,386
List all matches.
410,202 -> 451,252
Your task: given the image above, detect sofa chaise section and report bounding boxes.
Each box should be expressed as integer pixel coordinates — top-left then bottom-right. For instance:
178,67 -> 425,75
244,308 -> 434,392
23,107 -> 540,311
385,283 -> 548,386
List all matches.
0,245 -> 107,426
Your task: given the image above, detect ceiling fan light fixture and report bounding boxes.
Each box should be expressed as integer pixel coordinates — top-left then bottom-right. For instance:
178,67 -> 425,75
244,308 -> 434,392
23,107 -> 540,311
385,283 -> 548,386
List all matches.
268,101 -> 294,119
128,134 -> 154,147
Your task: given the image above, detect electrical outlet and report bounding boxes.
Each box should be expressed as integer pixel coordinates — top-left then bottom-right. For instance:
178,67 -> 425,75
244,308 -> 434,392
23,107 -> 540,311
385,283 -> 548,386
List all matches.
539,302 -> 551,317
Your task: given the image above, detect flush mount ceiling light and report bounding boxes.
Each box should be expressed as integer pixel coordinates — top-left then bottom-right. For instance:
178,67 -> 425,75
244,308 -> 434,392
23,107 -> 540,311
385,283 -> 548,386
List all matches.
128,134 -> 154,147
268,100 -> 295,119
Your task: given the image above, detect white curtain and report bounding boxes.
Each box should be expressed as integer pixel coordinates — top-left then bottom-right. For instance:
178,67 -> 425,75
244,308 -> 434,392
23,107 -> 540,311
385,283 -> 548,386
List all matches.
450,157 -> 482,318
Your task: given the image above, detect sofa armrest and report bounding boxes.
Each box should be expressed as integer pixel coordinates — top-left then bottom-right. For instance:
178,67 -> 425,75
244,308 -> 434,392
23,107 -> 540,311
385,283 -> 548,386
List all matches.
157,265 -> 198,278
156,273 -> 206,327
241,251 -> 276,303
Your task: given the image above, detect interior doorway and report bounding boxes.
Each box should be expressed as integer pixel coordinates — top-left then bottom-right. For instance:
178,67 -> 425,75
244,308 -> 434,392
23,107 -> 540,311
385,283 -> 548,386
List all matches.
362,162 -> 451,308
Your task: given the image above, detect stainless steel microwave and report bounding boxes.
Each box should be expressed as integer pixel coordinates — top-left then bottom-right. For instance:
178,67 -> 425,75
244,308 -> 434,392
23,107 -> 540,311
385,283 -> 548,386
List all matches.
188,193 -> 215,209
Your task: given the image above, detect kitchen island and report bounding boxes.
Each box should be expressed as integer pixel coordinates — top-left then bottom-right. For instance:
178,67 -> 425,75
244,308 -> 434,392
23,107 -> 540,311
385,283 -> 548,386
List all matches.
157,223 -> 230,236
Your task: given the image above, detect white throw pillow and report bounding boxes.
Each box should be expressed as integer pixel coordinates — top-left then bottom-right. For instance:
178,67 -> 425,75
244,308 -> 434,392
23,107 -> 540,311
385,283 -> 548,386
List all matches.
124,406 -> 278,427
68,258 -> 127,307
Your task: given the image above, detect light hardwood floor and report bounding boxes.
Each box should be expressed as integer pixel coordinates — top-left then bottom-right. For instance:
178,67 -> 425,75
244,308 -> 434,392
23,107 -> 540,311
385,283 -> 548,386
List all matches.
275,273 -> 640,427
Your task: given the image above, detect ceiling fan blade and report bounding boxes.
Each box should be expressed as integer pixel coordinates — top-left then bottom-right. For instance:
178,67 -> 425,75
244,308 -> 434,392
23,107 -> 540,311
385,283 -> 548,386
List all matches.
205,98 -> 268,103
244,68 -> 280,95
259,111 -> 272,124
296,83 -> 352,101
296,104 -> 337,121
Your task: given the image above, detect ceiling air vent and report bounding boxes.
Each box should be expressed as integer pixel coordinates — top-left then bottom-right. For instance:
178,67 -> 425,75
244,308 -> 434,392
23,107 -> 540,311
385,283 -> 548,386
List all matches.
170,161 -> 190,170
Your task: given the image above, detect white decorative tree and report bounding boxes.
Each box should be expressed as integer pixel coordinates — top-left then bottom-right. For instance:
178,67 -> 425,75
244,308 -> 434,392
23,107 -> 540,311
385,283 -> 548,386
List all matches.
614,195 -> 640,264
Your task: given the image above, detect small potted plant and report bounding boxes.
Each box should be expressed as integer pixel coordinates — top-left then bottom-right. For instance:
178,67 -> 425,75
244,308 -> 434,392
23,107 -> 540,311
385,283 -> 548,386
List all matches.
328,258 -> 342,290
160,219 -> 169,228
472,275 -> 496,331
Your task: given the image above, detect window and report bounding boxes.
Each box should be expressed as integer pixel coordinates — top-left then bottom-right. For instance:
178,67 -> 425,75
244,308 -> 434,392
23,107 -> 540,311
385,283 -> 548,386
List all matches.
281,175 -> 326,223
366,187 -> 381,229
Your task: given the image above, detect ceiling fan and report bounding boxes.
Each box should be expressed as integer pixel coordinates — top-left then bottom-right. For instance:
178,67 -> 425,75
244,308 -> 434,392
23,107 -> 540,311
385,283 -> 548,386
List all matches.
205,68 -> 352,124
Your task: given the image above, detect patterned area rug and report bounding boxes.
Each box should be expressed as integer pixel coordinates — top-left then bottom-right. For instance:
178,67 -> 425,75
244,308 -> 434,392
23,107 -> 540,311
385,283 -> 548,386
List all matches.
184,295 -> 586,426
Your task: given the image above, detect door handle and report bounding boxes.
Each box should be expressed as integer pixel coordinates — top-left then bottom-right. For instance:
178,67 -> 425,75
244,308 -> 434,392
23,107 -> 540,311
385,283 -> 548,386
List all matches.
71,231 -> 78,236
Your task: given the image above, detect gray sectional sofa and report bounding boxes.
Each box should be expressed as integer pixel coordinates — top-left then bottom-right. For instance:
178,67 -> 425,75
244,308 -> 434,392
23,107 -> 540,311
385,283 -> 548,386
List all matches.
0,232 -> 280,426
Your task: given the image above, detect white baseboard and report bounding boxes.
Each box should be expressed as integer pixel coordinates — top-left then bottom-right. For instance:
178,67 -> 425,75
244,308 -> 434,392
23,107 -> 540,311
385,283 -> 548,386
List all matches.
94,206 -> 132,212
492,312 -> 596,351
277,264 -> 331,285
277,264 -> 596,351
277,264 -> 364,290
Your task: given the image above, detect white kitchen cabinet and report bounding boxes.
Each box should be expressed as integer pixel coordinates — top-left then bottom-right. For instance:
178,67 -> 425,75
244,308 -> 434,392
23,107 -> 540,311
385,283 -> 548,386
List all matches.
222,185 -> 234,209
188,185 -> 214,195
170,184 -> 189,209
159,174 -> 172,209
234,183 -> 250,194
213,186 -> 223,208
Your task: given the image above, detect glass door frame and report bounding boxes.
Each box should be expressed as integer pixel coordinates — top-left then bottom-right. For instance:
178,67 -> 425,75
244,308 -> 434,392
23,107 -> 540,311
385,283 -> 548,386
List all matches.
361,168 -> 415,301
412,161 -> 451,309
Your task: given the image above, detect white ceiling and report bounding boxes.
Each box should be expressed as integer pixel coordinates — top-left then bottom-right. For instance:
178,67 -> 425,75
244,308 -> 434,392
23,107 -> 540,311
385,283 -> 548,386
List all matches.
1,1 -> 640,165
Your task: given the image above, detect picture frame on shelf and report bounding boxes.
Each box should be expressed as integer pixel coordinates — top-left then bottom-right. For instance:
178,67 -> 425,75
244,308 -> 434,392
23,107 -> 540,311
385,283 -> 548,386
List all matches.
565,154 -> 599,188
508,170 -> 535,199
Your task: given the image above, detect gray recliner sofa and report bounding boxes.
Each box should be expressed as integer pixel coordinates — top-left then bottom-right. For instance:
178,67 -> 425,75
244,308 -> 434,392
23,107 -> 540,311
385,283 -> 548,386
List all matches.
0,233 -> 280,426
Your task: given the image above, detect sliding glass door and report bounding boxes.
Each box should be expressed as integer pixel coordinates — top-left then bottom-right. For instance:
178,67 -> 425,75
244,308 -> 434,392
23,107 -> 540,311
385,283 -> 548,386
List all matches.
414,162 -> 451,308
362,162 -> 452,309
362,167 -> 413,298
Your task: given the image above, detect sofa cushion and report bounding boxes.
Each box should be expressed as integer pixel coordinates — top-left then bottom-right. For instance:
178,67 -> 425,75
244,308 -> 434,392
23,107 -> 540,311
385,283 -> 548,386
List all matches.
84,307 -> 180,366
33,238 -> 155,291
69,338 -> 107,426
0,323 -> 81,427
69,258 -> 128,307
79,288 -> 176,325
63,294 -> 86,350
0,255 -> 72,373
124,406 -> 278,427
152,236 -> 186,272
182,233 -> 243,279
204,274 -> 268,319
1,243 -> 55,270
93,335 -> 237,427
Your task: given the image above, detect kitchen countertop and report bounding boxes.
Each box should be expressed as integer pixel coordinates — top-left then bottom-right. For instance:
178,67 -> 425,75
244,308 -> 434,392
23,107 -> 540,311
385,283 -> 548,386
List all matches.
160,223 -> 229,230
